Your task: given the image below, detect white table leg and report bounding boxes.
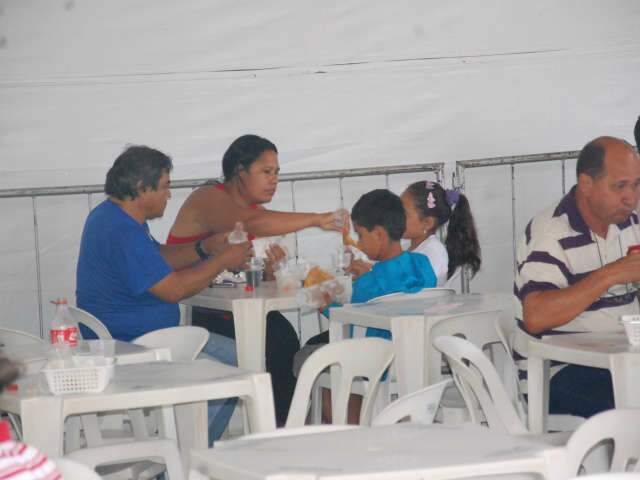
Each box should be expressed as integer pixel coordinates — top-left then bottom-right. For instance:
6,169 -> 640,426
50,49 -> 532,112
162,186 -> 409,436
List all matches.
527,353 -> 549,435
21,397 -> 64,457
609,353 -> 640,408
390,316 -> 425,397
232,298 -> 267,372
244,372 -> 277,433
329,321 -> 350,414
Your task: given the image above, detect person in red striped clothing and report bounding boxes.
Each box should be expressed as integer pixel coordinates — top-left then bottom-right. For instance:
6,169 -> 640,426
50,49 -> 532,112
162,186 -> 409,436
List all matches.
0,357 -> 61,479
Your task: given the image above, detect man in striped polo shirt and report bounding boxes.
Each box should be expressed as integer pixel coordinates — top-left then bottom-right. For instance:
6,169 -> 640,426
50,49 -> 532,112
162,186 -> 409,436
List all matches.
514,136 -> 640,418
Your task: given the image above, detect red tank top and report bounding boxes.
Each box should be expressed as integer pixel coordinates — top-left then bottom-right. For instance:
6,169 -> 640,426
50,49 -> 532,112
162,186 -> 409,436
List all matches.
166,183 -> 257,244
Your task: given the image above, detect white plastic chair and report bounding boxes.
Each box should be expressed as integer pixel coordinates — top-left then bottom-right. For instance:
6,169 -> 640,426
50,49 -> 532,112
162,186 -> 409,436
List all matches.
433,335 -> 529,434
68,305 -> 112,339
66,438 -> 185,480
372,379 -> 451,426
425,309 -> 514,424
54,458 -> 103,480
0,328 -> 44,440
132,326 -> 209,361
0,327 -> 43,346
566,409 -> 640,476
287,338 -> 395,427
364,287 -> 455,304
311,287 -> 455,423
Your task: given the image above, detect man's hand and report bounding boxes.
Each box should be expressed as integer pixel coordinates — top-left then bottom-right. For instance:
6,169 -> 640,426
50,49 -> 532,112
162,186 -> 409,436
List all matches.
602,253 -> 640,286
216,241 -> 253,271
346,258 -> 373,279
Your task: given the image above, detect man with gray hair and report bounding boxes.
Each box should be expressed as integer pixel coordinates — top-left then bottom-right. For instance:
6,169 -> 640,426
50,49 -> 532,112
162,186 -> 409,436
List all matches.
514,136 -> 640,417
77,145 -> 252,443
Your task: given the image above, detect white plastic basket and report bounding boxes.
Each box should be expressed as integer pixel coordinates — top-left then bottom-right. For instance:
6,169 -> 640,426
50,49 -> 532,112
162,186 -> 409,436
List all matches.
620,315 -> 640,347
42,357 -> 115,395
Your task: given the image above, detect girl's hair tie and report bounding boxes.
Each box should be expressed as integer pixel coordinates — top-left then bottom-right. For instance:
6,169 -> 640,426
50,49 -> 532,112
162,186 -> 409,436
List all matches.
445,189 -> 460,207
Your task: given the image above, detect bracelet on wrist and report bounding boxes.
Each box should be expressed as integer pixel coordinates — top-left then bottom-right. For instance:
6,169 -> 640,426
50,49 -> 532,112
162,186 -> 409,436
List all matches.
195,239 -> 210,261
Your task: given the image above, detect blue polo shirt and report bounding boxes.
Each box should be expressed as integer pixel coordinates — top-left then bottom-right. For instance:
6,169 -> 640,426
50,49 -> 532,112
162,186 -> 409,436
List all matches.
76,199 -> 179,341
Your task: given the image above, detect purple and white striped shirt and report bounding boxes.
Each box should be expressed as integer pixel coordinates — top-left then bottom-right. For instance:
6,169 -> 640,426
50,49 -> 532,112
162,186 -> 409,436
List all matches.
513,186 -> 638,372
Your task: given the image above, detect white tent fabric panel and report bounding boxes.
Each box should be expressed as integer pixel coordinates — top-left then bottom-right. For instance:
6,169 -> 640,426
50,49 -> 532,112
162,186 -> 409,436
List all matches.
1,0 -> 639,336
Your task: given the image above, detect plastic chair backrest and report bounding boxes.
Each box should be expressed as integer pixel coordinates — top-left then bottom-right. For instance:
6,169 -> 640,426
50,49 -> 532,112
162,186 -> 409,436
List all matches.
425,309 -> 508,385
433,335 -> 528,434
0,327 -> 44,346
54,458 -> 103,480
372,379 -> 451,426
132,326 -> 209,361
68,306 -> 113,339
286,338 -> 395,428
366,287 -> 454,304
566,409 -> 640,475
443,267 -> 463,292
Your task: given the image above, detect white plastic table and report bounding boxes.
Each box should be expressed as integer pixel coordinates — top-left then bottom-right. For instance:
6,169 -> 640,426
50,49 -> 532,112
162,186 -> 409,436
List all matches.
190,423 -> 569,480
182,281 -> 298,372
0,359 -> 276,459
329,293 -> 512,398
0,340 -> 171,374
528,332 -> 640,434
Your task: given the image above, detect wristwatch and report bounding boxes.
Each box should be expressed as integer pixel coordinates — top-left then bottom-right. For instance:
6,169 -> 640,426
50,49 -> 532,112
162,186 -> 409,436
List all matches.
195,240 -> 210,260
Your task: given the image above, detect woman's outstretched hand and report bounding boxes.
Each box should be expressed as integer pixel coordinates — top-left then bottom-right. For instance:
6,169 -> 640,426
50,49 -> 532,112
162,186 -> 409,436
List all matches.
317,209 -> 349,232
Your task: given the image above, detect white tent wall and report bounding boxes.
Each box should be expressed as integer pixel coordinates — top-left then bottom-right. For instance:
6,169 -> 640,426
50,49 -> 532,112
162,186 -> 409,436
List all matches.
0,0 -> 638,337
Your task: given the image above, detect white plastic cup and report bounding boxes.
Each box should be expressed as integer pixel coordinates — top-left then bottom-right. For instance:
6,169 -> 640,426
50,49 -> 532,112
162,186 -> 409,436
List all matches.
620,315 -> 640,347
275,270 -> 300,294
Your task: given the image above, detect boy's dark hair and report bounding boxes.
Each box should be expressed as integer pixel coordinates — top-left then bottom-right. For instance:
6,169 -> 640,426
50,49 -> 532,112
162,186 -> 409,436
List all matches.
635,116 -> 640,153
105,145 -> 173,200
222,134 -> 278,182
351,189 -> 406,241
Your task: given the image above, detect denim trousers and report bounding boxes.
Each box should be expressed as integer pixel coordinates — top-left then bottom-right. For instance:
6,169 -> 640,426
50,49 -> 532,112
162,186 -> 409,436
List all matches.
549,364 -> 614,418
197,332 -> 238,445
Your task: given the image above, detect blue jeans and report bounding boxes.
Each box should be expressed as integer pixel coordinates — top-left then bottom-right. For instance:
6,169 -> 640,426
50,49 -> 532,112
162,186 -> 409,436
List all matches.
197,332 -> 238,445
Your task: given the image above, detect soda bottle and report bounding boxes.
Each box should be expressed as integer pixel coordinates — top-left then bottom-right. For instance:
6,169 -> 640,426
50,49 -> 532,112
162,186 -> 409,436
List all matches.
50,298 -> 79,347
228,221 -> 248,244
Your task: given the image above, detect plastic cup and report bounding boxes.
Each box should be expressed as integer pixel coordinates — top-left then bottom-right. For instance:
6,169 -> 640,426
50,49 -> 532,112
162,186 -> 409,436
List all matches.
245,269 -> 262,289
275,270 -> 300,294
621,315 -> 640,347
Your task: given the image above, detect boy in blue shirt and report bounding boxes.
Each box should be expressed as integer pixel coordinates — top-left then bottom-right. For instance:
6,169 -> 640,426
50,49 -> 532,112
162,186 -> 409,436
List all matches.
294,189 -> 437,422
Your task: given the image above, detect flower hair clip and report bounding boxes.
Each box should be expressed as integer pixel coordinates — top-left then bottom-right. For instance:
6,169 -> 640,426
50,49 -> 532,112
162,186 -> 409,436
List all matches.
426,192 -> 436,209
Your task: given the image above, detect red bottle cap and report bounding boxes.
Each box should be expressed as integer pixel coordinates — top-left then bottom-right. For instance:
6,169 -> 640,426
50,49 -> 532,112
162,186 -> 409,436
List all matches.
5,383 -> 18,392
628,245 -> 640,254
244,285 -> 254,292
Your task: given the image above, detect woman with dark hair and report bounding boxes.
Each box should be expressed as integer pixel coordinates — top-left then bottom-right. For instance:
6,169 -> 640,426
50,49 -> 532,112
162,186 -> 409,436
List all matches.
168,134 -> 341,242
401,180 -> 481,285
167,134 -> 343,425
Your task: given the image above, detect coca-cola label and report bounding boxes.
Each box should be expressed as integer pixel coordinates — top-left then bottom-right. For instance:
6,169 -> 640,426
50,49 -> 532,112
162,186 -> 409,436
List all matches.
50,326 -> 79,347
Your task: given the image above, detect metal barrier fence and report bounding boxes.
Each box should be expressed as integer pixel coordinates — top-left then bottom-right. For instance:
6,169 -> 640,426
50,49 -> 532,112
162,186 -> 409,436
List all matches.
0,162 -> 444,336
454,150 -> 581,292
2,150 -> 586,336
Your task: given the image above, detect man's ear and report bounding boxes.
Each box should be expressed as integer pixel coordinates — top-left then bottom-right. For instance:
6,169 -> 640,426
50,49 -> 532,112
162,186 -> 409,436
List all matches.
577,173 -> 594,194
136,180 -> 147,196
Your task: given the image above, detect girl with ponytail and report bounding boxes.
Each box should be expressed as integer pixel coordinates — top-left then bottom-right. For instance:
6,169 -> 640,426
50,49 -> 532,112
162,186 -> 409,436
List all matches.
401,181 -> 481,286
